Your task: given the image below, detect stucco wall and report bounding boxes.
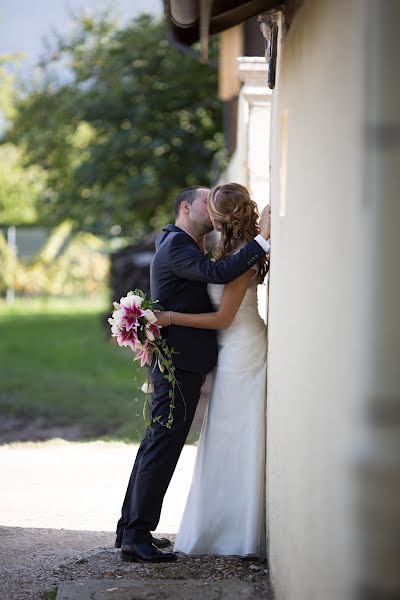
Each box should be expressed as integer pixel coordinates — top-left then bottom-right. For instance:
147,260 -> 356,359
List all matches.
266,1 -> 367,598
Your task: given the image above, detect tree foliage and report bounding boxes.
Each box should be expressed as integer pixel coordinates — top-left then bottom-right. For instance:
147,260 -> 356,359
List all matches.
0,143 -> 46,225
0,54 -> 21,122
7,13 -> 225,236
0,56 -> 47,225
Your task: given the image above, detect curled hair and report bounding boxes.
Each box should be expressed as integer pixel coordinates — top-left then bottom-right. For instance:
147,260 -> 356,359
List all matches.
207,183 -> 269,284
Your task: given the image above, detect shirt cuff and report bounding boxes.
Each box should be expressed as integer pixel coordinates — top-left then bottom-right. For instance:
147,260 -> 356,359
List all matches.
254,234 -> 271,253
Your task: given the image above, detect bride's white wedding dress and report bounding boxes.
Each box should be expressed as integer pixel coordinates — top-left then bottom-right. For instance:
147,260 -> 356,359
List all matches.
174,276 -> 267,557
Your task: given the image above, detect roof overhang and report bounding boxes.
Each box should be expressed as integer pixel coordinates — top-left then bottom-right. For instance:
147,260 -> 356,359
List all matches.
163,1 -> 283,46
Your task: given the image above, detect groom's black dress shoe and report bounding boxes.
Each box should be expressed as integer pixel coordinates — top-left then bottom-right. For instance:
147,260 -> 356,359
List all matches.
121,543 -> 177,563
115,536 -> 171,549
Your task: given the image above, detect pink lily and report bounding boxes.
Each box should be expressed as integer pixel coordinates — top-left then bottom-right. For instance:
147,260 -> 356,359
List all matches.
110,322 -> 123,337
142,309 -> 158,324
134,342 -> 153,367
120,295 -> 144,331
145,322 -> 161,341
117,328 -> 140,352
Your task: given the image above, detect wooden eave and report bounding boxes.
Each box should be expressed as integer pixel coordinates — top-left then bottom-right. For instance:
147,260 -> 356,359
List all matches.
163,0 -> 283,46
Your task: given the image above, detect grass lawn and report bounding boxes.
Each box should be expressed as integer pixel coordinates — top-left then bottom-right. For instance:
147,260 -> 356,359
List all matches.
0,297 -> 148,441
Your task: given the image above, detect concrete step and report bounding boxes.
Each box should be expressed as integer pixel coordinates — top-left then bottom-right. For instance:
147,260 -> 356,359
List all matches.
56,578 -> 261,599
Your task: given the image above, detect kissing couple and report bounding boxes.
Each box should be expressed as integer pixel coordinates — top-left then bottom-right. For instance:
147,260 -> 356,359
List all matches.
116,182 -> 271,562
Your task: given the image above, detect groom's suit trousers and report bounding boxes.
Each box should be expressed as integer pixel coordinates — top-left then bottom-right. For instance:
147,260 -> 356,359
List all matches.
117,363 -> 205,544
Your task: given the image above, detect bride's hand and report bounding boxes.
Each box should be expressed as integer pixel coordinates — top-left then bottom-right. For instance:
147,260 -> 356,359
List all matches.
259,204 -> 271,240
156,311 -> 170,327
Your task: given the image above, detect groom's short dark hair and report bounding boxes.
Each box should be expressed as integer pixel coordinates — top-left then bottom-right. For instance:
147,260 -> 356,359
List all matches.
174,186 -> 203,217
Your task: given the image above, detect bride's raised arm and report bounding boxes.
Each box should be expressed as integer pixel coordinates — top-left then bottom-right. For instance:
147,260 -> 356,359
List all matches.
156,269 -> 254,330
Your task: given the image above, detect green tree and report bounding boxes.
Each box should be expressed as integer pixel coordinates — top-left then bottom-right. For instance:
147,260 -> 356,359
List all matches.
0,143 -> 45,225
0,54 -> 20,122
0,55 -> 47,225
7,13 -> 225,236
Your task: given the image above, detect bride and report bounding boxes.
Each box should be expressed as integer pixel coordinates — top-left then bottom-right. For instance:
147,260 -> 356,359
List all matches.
157,183 -> 269,557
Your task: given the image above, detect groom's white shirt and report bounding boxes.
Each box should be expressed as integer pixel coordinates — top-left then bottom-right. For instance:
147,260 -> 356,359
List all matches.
254,234 -> 271,253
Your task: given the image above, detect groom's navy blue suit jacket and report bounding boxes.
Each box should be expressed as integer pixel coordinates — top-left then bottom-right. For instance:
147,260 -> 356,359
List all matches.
150,224 -> 267,374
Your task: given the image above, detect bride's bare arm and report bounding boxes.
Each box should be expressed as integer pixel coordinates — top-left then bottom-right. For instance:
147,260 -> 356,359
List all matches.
156,270 -> 255,330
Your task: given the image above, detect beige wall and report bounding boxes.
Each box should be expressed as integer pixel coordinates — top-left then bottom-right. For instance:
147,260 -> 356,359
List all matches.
266,1 -> 367,598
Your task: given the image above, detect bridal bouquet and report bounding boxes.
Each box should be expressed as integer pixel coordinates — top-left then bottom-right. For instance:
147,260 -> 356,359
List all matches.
108,289 -> 177,429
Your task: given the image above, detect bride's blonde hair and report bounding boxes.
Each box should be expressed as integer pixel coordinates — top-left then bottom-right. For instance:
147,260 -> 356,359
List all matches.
207,183 -> 269,284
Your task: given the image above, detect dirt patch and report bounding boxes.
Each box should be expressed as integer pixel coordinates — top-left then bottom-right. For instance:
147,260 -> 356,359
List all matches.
0,415 -> 113,444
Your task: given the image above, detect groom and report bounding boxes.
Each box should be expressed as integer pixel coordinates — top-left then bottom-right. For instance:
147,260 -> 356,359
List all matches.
116,185 -> 271,562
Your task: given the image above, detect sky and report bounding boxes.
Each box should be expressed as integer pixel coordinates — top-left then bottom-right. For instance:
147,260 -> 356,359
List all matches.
0,0 -> 163,77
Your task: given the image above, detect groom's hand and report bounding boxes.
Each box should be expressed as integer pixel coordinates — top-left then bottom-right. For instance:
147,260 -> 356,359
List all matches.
259,205 -> 271,241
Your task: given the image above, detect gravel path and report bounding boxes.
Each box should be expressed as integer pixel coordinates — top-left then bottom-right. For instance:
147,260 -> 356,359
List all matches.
0,441 -> 269,599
